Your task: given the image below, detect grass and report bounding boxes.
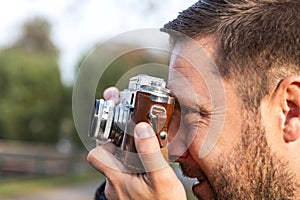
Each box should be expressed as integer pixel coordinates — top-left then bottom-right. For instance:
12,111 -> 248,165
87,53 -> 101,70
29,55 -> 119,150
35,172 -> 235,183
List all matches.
0,171 -> 105,198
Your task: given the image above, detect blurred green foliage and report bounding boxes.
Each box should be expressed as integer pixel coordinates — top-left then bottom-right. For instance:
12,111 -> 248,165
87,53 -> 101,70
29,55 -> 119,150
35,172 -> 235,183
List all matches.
0,17 -> 70,143
84,43 -> 170,97
0,49 -> 63,142
0,16 -> 171,146
97,47 -> 169,95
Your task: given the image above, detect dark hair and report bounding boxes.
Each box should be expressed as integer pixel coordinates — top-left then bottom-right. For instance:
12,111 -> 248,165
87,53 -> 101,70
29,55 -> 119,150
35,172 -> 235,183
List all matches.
162,0 -> 300,108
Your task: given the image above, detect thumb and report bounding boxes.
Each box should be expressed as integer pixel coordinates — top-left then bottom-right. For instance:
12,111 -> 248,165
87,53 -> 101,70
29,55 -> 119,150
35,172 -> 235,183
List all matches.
134,122 -> 169,173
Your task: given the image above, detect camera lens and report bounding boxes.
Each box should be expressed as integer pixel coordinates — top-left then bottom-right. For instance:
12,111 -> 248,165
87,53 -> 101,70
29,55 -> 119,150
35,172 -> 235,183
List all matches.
88,99 -> 114,140
88,99 -> 129,147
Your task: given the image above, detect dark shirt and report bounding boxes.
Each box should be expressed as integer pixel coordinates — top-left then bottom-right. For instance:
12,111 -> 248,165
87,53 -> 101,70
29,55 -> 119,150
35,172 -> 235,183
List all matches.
95,181 -> 107,200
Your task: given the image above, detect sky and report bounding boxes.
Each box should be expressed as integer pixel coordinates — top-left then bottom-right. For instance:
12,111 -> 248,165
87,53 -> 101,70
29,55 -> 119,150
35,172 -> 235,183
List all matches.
0,0 -> 195,85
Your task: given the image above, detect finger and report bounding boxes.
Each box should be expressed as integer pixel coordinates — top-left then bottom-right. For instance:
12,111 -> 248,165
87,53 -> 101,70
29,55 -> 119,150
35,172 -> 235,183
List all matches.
103,87 -> 120,104
87,143 -> 127,174
134,122 -> 169,173
96,87 -> 120,146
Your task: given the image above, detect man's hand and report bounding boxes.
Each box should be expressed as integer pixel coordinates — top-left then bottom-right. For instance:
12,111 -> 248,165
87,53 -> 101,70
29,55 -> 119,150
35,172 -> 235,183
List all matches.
87,87 -> 186,200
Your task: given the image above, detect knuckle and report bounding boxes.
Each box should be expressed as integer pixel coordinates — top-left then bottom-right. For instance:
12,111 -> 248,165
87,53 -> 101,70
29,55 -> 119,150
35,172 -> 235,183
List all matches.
87,149 -> 97,163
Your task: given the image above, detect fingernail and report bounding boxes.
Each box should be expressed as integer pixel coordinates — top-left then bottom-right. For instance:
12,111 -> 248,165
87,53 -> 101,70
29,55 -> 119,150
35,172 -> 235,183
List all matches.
134,122 -> 155,138
110,92 -> 119,101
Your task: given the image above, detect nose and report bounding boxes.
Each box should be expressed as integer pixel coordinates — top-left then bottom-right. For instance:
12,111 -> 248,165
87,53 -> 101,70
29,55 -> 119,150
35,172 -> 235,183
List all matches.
167,108 -> 188,162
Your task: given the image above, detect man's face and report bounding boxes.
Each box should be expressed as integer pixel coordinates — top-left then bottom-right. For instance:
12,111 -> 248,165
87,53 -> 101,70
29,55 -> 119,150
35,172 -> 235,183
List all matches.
167,40 -> 297,199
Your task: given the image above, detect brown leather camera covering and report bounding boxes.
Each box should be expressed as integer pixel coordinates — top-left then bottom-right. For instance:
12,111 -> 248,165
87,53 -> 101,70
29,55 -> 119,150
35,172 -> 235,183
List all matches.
122,91 -> 174,164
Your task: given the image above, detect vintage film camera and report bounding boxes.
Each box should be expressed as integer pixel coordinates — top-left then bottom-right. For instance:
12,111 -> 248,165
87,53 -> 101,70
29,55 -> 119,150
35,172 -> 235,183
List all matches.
88,74 -> 175,172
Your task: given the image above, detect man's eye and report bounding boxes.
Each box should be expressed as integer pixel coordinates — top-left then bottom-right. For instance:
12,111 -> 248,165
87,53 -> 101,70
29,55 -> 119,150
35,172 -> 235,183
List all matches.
181,106 -> 195,115
180,105 -> 210,117
180,106 -> 211,129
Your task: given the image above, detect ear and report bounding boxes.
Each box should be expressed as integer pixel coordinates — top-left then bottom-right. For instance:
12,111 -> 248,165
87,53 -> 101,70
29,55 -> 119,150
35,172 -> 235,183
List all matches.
278,76 -> 300,143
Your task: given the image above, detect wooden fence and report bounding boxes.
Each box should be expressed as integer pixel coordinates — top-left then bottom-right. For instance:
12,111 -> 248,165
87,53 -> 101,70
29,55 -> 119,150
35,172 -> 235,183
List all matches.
0,140 -> 90,179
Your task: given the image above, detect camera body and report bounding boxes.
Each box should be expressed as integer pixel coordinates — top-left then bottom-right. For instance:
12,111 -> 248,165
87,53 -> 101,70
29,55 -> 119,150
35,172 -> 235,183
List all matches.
88,74 -> 175,171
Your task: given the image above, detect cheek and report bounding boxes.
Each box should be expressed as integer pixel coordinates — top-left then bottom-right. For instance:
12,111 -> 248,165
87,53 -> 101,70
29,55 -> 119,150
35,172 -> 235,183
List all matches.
183,114 -> 212,155
185,129 -> 214,174
185,117 -> 228,169
187,127 -> 207,155
168,114 -> 201,148
195,118 -> 243,173
184,124 -> 204,151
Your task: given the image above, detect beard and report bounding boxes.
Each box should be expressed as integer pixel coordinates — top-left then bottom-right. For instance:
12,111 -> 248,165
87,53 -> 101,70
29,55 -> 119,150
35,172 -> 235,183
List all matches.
181,110 -> 299,199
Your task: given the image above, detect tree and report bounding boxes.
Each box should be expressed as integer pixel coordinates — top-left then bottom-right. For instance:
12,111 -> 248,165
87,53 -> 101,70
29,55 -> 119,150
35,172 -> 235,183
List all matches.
14,17 -> 58,55
0,17 -> 63,142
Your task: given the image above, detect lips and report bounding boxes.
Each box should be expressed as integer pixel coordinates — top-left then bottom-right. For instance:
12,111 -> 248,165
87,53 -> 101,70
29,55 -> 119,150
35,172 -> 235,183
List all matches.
184,169 -> 210,198
192,179 -> 212,200
192,174 -> 208,188
192,179 -> 206,188
192,179 -> 202,190
175,151 -> 211,198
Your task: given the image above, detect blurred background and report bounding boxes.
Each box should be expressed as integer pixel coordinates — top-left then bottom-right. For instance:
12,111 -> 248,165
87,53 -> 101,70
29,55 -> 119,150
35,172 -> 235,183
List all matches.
0,0 -> 196,199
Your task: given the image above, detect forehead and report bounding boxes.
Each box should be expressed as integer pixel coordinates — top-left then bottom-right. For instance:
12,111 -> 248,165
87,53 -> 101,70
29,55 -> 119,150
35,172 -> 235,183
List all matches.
168,40 -> 225,108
